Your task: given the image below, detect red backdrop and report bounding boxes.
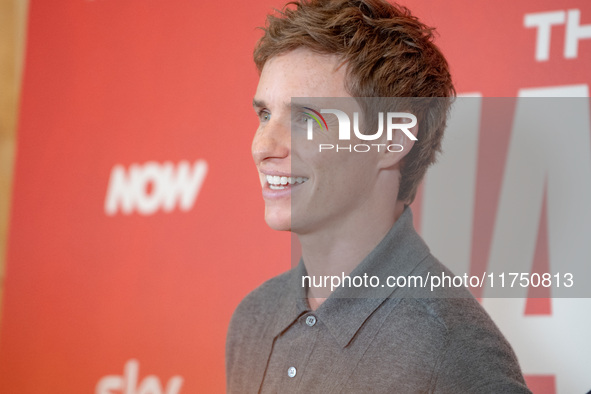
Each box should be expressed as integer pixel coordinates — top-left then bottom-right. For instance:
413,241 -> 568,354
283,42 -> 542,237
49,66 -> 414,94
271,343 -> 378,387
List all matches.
1,0 -> 590,393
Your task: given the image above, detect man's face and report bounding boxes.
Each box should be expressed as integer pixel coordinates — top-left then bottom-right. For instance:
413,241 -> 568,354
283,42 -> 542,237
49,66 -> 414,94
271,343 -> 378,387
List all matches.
252,48 -> 384,234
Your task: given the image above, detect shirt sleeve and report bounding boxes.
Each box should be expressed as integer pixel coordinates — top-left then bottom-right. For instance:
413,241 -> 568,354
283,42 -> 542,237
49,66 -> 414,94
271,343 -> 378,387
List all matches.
430,307 -> 532,394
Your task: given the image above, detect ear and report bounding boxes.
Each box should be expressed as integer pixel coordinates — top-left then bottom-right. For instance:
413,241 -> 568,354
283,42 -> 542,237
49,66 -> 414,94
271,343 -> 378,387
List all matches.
377,119 -> 418,170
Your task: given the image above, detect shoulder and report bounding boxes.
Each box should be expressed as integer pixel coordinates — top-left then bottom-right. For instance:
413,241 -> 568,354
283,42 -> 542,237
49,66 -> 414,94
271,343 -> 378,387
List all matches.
226,268 -> 294,354
403,255 -> 530,393
229,268 -> 293,326
225,268 -> 295,388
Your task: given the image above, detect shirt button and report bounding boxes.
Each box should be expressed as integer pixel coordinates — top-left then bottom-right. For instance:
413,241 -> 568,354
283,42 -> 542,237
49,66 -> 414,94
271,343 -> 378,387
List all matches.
287,366 -> 297,378
305,315 -> 317,327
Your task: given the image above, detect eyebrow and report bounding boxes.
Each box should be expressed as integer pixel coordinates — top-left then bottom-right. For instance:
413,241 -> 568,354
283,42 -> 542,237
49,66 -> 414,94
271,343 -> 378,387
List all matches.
252,98 -> 295,110
252,98 -> 266,109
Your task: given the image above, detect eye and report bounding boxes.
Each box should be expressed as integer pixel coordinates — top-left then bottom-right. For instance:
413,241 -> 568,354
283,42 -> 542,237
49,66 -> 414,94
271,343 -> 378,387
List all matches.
258,110 -> 271,122
293,112 -> 313,126
300,113 -> 313,123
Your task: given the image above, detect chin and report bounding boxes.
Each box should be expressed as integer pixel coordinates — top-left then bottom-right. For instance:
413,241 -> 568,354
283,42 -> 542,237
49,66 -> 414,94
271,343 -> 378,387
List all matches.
264,211 -> 291,232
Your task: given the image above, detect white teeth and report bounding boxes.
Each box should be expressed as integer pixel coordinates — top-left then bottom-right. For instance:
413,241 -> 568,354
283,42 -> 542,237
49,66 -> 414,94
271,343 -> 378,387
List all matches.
266,174 -> 309,188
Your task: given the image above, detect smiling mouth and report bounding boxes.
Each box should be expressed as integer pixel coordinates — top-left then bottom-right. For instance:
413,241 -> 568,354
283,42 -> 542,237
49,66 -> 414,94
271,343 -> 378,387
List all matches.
266,175 -> 309,190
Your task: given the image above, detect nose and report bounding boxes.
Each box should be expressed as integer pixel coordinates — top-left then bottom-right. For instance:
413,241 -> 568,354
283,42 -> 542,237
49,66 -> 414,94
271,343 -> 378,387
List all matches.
252,118 -> 290,166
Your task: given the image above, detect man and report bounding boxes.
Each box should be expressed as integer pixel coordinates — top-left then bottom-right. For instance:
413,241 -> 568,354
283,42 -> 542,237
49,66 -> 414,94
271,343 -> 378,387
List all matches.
227,0 -> 531,392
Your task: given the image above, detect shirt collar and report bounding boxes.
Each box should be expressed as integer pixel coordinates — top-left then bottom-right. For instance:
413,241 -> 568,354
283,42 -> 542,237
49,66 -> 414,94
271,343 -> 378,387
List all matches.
271,207 -> 430,347
269,262 -> 308,338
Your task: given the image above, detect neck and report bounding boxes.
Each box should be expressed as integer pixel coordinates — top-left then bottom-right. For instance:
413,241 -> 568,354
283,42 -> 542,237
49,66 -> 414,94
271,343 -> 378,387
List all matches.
299,199 -> 407,310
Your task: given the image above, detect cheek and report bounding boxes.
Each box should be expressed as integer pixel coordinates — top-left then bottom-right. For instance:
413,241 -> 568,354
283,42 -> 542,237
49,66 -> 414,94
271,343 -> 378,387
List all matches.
340,151 -> 380,189
313,154 -> 369,192
297,136 -> 380,184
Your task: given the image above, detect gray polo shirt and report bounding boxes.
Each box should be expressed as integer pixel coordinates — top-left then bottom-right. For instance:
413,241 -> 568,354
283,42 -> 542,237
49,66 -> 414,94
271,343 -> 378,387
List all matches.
226,209 -> 531,393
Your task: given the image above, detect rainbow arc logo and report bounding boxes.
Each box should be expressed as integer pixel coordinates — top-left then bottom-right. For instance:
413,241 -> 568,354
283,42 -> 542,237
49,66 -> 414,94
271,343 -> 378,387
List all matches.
303,107 -> 328,131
